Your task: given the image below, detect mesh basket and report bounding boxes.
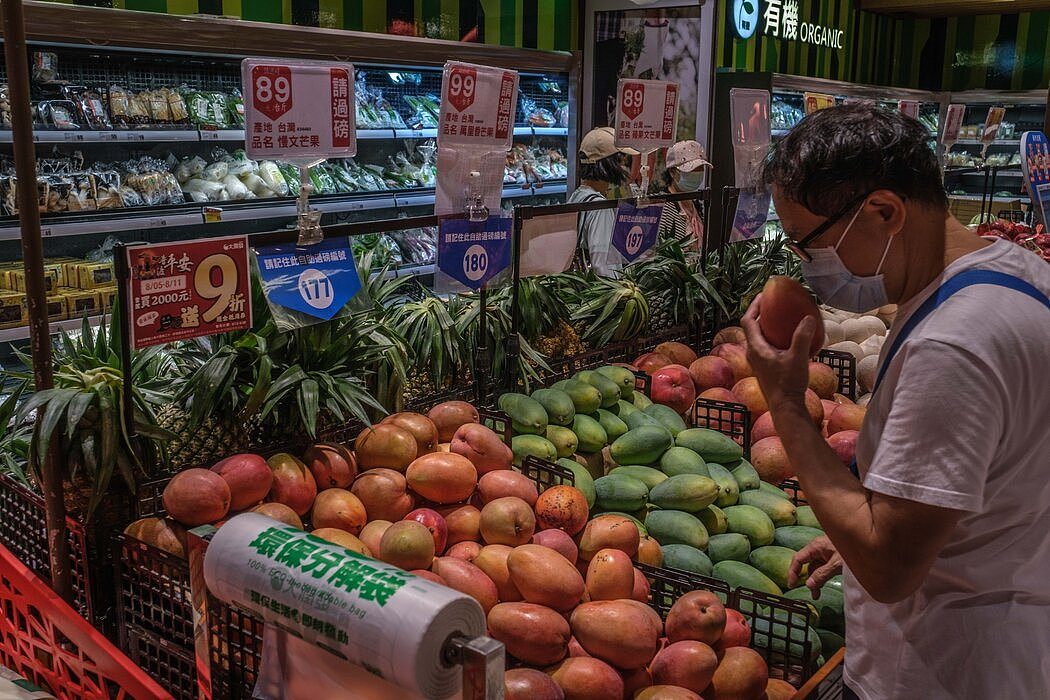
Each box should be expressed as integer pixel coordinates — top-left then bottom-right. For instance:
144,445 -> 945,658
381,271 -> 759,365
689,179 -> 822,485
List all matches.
479,409 -> 512,444
0,474 -> 93,621
208,596 -> 265,700
732,587 -> 819,687
636,562 -> 732,614
779,478 -> 808,506
816,349 -> 857,401
690,398 -> 752,458
123,624 -> 197,700
519,455 -> 577,492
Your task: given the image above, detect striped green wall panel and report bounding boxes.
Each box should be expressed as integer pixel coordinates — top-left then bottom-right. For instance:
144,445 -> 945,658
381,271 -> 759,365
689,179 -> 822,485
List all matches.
48,0 -> 575,50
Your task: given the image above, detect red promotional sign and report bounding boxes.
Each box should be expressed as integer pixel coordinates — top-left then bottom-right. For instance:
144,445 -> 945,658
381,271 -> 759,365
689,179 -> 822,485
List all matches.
126,236 -> 251,350
242,58 -> 356,160
251,65 -> 293,121
438,61 -> 519,148
614,78 -> 679,151
447,66 -> 477,113
621,82 -> 646,121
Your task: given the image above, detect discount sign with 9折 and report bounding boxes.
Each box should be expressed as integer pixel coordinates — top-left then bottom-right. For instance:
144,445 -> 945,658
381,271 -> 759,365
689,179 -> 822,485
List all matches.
126,236 -> 251,349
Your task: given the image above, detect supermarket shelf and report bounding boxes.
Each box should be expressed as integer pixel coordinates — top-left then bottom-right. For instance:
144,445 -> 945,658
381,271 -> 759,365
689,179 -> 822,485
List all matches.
951,138 -> 1021,146
199,129 -> 250,142
949,193 -> 1031,202
0,183 -> 566,240
0,315 -> 107,343
531,127 -> 569,137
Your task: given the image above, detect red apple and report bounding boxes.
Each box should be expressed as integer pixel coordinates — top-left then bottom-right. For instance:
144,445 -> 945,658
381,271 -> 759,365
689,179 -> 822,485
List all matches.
634,352 -> 672,374
650,364 -> 697,415
688,356 -> 735,391
827,430 -> 859,465
403,508 -> 448,554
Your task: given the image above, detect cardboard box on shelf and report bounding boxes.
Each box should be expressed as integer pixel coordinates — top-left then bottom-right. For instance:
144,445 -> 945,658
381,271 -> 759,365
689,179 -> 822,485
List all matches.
0,291 -> 26,329
45,293 -> 68,321
6,266 -> 59,293
75,262 -> 114,289
97,285 -> 118,311
62,288 -> 102,318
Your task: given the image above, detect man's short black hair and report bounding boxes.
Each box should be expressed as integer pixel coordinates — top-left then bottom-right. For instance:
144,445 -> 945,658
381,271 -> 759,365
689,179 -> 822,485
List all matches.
763,104 -> 948,216
579,152 -> 628,186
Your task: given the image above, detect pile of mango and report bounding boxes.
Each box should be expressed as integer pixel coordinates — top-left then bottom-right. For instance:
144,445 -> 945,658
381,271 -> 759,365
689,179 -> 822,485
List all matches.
498,367 -> 845,664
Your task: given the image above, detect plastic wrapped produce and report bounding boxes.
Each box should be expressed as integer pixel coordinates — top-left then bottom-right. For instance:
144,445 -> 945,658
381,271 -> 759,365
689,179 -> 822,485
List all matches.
277,163 -> 301,196
0,84 -> 10,128
258,161 -> 289,196
240,172 -> 274,198
39,101 -> 79,129
203,160 -> 229,182
182,178 -> 226,200
221,173 -> 251,200
225,149 -> 257,177
174,155 -> 206,184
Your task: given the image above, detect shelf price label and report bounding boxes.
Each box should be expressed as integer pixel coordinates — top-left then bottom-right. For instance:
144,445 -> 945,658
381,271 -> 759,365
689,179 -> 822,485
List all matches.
982,107 -> 1006,144
941,104 -> 966,147
437,216 -> 512,290
899,100 -> 919,119
254,238 -> 363,327
126,235 -> 251,350
803,92 -> 835,115
241,58 -> 356,160
438,61 -> 519,148
614,78 -> 679,152
612,202 -> 661,262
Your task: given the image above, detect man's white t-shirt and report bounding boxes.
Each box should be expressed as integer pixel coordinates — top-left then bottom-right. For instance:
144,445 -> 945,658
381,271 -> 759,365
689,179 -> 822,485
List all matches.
846,238 -> 1050,699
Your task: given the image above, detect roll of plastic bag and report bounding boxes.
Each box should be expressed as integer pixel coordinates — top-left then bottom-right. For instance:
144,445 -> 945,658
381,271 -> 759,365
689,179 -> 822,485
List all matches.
204,513 -> 486,700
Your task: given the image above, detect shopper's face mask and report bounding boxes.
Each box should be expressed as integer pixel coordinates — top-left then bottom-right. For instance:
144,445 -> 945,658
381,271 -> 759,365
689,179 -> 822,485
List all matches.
677,170 -> 703,191
799,201 -> 895,313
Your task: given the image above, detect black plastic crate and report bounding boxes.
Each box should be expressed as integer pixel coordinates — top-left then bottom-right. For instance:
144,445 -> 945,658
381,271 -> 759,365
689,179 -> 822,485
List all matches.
116,534 -> 194,649
816,349 -> 857,401
779,479 -> 808,506
124,624 -> 197,700
403,381 -> 477,414
637,561 -> 732,614
519,455 -> 577,493
208,597 -> 265,700
632,370 -> 652,397
0,473 -> 94,622
690,398 -> 753,459
629,323 -> 692,357
479,408 -> 512,444
732,587 -> 819,687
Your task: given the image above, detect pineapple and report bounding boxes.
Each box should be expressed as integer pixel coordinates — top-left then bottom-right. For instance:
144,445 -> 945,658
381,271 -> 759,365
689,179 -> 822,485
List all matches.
156,402 -> 256,470
576,277 -> 650,348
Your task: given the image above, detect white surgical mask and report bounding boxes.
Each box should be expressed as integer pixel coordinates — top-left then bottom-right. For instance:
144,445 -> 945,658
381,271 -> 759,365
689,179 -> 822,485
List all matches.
800,205 -> 894,313
677,171 -> 703,191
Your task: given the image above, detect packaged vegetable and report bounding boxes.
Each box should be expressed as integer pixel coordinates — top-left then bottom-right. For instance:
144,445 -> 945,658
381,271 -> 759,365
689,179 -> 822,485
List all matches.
239,172 -> 270,197
166,89 -> 190,123
203,161 -> 229,182
182,178 -> 226,200
226,149 -> 256,177
39,101 -> 79,130
221,173 -> 250,200
108,85 -> 131,126
127,92 -> 150,123
257,161 -> 289,196
145,90 -> 172,123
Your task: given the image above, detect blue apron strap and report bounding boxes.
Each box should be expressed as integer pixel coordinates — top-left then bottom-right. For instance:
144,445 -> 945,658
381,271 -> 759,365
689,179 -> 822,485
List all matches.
847,269 -> 1050,479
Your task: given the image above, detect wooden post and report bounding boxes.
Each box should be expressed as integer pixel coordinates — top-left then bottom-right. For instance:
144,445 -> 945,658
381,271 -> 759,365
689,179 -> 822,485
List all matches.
1,0 -> 73,603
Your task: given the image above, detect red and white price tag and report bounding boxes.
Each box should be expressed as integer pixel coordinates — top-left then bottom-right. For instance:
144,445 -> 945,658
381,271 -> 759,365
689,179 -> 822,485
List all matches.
614,79 -> 679,151
941,104 -> 966,146
241,58 -> 356,160
899,100 -> 919,119
438,61 -> 519,148
982,106 -> 1006,144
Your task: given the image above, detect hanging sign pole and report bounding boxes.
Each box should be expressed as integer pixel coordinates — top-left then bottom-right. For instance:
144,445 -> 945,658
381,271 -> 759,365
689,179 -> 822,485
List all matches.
1,0 -> 72,603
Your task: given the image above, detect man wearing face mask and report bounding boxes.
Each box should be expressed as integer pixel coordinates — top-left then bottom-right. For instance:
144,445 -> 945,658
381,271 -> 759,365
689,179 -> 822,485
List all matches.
741,105 -> 1050,699
658,139 -> 709,251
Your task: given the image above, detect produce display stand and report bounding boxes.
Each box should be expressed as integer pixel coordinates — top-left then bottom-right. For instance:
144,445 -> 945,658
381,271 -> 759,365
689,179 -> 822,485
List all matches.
0,540 -> 171,700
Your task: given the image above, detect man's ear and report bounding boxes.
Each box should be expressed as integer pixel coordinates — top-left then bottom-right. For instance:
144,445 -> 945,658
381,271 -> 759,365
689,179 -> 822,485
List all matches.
867,190 -> 907,237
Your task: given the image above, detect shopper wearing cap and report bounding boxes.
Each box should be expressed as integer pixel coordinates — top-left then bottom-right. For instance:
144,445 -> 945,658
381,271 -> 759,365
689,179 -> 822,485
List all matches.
568,127 -> 636,277
658,139 -> 710,251
740,105 -> 1050,699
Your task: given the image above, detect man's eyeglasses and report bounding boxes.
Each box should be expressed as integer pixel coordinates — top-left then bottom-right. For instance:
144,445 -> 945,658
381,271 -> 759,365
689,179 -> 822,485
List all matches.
786,192 -> 870,263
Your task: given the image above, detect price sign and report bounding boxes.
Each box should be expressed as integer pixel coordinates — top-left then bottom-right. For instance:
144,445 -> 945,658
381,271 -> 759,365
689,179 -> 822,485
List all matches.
614,79 -> 679,151
241,58 -> 356,160
1022,131 -> 1050,224
254,238 -> 362,322
941,104 -> 966,146
899,100 -> 920,119
126,235 -> 251,350
438,61 -> 518,148
803,92 -> 836,115
611,203 -> 661,262
437,216 -> 512,290
982,107 -> 1007,144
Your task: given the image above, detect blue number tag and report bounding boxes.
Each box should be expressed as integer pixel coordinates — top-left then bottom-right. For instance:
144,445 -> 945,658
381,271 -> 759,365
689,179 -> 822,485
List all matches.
255,238 -> 362,321
437,216 -> 512,290
612,202 -> 661,262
